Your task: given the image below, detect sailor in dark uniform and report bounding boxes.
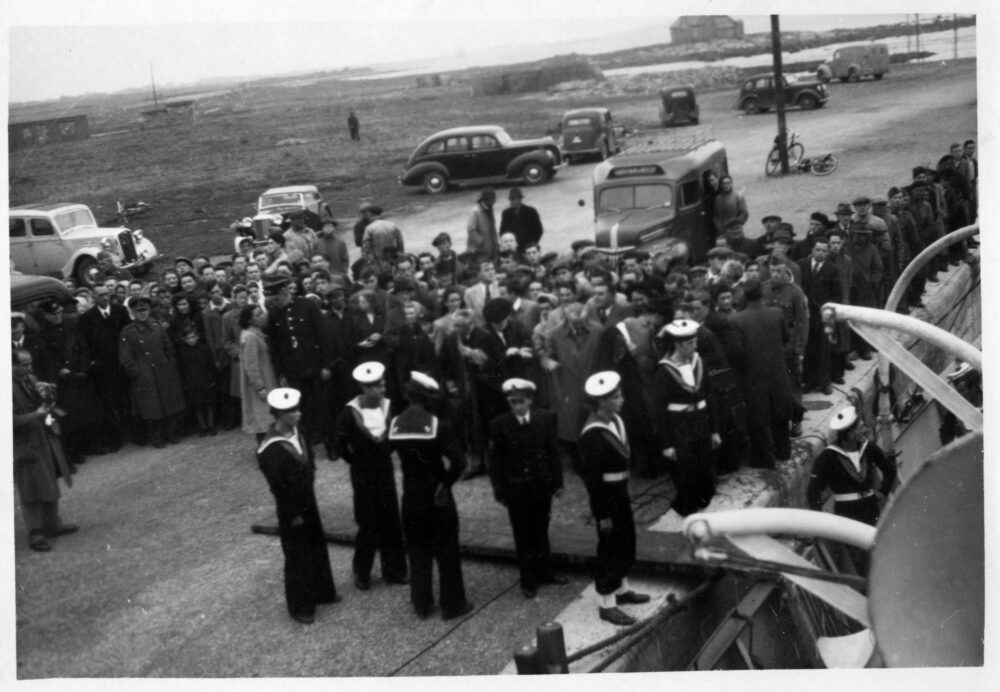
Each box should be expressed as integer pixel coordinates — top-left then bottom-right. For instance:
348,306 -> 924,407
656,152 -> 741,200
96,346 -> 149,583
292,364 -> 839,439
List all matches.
806,405 -> 897,575
264,275 -> 332,445
256,388 -> 340,624
807,405 -> 896,526
333,362 -> 408,590
579,371 -> 651,626
388,371 -> 474,620
487,378 -> 567,599
653,319 -> 722,517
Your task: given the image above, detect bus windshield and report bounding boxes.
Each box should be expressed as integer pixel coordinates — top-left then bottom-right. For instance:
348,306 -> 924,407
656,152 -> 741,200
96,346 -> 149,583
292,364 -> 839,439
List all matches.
598,184 -> 673,212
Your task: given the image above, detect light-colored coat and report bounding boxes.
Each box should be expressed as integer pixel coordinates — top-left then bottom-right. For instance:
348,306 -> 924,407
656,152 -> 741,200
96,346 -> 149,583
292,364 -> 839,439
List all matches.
465,202 -> 498,261
240,327 -> 278,434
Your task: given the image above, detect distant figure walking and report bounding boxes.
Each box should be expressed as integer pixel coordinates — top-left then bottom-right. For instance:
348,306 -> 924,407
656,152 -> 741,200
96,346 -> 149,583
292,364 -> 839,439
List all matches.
348,110 -> 360,142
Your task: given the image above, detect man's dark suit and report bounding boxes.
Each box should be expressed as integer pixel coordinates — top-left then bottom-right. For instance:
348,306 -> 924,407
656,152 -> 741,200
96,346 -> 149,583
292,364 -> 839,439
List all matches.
76,303 -> 132,448
728,301 -> 795,468
487,408 -> 562,591
796,257 -> 842,391
499,203 -> 544,250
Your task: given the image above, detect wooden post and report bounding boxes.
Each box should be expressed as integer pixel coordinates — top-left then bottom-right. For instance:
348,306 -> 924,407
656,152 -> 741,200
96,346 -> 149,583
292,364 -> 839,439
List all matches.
536,622 -> 569,673
770,15 -> 789,174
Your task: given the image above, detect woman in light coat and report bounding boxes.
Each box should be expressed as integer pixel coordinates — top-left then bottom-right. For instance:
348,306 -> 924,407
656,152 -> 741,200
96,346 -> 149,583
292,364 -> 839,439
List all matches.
239,304 -> 278,441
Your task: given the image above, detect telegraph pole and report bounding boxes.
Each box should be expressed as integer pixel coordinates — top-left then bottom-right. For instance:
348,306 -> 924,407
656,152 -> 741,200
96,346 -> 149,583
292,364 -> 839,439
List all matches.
771,15 -> 789,174
915,14 -> 922,61
953,14 -> 958,60
150,63 -> 160,110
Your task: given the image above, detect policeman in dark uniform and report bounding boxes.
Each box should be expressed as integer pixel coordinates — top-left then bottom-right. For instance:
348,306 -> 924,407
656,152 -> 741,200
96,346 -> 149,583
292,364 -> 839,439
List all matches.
264,275 -> 332,445
333,362 -> 408,590
256,388 -> 340,624
388,371 -> 474,620
579,371 -> 651,626
487,378 -> 567,599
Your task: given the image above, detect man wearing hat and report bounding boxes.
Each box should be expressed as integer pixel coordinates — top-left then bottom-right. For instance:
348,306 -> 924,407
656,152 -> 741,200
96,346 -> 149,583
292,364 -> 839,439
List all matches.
431,232 -> 459,279
487,378 -> 565,600
831,202 -> 854,238
755,223 -> 801,285
722,218 -> 757,257
499,187 -> 544,251
796,238 -> 842,396
705,246 -> 732,285
889,187 -> 925,310
462,257 -> 501,328
711,174 -> 748,242
466,187 -> 499,262
905,181 -> 940,284
806,404 -> 896,574
257,387 -> 340,624
728,279 -> 796,468
579,371 -> 651,626
752,214 -> 783,256
353,202 -> 377,249
313,223 -> 349,277
362,207 -> 405,275
389,372 -> 474,620
118,296 -> 187,448
653,320 -> 722,515
264,275 -> 332,445
283,210 -> 319,258
791,212 -> 833,262
13,345 -> 79,552
843,220 -> 883,360
333,362 -> 408,590
870,195 -> 903,303
95,250 -> 133,282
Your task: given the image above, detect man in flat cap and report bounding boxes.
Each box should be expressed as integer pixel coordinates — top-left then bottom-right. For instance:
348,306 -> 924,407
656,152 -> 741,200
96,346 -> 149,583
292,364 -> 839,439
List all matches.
889,186 -> 925,310
711,174 -> 748,242
362,207 -> 405,275
579,371 -> 651,626
500,188 -> 544,251
257,387 -> 340,624
488,378 -> 565,599
389,372 -> 474,620
722,219 -> 758,257
333,362 -> 408,591
752,214 -> 783,256
119,296 -> 186,448
466,187 -> 499,262
264,275 -> 332,445
13,346 -> 79,552
791,212 -> 833,262
354,202 -> 377,249
843,220 -> 883,360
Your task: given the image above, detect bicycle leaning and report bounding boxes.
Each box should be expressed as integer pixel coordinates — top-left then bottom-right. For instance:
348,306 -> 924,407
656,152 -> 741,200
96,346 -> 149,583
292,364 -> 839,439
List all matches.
765,132 -> 838,177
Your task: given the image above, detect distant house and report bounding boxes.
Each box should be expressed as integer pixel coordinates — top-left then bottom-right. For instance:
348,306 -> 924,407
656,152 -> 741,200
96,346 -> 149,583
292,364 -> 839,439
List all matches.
8,114 -> 90,151
670,15 -> 745,44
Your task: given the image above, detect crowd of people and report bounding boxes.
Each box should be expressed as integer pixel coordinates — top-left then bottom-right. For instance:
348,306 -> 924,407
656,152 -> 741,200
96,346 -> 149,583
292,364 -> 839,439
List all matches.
12,137 -> 976,623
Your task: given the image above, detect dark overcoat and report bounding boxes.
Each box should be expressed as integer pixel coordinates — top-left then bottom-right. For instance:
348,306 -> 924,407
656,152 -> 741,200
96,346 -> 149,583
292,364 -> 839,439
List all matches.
727,303 -> 794,428
118,320 -> 186,421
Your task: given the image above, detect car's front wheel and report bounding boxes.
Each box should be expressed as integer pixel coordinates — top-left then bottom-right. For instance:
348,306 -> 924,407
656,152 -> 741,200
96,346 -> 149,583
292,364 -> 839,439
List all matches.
743,97 -> 760,115
521,162 -> 548,186
798,93 -> 819,110
75,256 -> 99,286
423,171 -> 449,194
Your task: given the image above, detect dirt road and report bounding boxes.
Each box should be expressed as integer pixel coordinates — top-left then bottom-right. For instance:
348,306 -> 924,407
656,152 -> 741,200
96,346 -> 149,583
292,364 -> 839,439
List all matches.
12,59 -> 977,679
389,59 -> 976,254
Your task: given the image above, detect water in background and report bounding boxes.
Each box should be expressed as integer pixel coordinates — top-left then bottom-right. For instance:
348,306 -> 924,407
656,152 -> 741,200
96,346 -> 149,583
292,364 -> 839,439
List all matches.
604,27 -> 977,78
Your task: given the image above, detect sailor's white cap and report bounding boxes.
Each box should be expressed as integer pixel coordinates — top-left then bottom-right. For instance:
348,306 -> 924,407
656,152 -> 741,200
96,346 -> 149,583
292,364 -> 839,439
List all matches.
410,371 -> 439,391
663,319 -> 699,340
830,405 -> 859,432
585,371 -> 622,398
353,361 -> 386,384
267,387 -> 301,411
502,378 -> 536,396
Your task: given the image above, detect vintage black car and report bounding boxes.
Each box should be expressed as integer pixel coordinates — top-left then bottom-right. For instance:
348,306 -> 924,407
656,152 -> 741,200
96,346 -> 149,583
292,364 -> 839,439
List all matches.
659,84 -> 699,126
735,74 -> 829,115
399,125 -> 564,194
559,108 -> 623,163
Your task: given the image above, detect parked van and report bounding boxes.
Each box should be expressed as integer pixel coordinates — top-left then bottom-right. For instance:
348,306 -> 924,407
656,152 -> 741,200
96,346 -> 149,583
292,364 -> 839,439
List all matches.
589,134 -> 728,263
817,43 -> 890,83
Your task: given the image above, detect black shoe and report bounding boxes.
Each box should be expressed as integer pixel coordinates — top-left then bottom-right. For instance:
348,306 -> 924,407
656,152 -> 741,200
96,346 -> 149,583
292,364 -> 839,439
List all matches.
442,602 -> 475,621
318,593 -> 342,605
415,605 -> 436,620
521,586 -> 537,599
354,573 -> 371,591
54,524 -> 79,537
540,574 -> 569,585
832,377 -> 846,385
790,422 -> 803,437
384,575 -> 409,585
291,613 -> 315,625
28,538 -> 52,552
844,362 -> 855,371
151,439 -> 166,449
208,427 -> 218,437
858,353 -> 873,361
599,606 -> 637,626
820,385 -> 833,395
615,590 -> 651,605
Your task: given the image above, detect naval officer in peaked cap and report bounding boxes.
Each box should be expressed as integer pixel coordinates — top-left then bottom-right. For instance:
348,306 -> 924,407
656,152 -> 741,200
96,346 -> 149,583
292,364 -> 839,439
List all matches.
487,378 -> 566,600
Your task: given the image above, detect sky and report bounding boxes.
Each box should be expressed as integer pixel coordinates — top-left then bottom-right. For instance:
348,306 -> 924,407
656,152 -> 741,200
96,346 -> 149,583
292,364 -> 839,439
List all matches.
3,0 -> 983,104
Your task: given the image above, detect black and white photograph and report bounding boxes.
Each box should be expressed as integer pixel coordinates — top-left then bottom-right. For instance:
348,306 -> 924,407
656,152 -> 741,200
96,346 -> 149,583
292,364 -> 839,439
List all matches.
3,1 -> 991,689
